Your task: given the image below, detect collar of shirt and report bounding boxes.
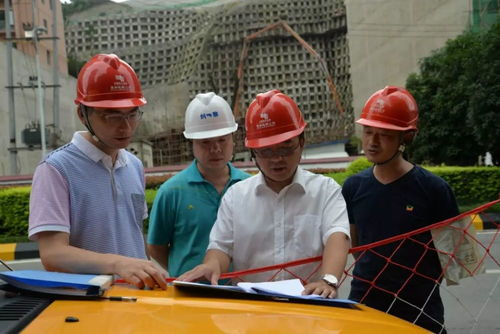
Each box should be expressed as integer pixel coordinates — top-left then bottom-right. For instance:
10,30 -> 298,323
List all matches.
71,131 -> 128,170
185,159 -> 244,184
255,166 -> 307,195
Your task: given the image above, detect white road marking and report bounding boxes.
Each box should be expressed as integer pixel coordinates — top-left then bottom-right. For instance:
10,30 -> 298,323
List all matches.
486,269 -> 500,274
477,231 -> 499,235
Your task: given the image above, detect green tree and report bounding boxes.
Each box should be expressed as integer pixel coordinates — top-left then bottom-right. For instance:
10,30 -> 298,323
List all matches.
406,21 -> 500,166
62,0 -> 102,77
67,51 -> 86,78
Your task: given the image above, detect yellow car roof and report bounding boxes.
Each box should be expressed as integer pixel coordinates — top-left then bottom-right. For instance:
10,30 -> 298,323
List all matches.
21,285 -> 429,333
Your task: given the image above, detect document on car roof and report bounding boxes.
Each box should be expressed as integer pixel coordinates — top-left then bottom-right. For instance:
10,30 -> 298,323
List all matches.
173,279 -> 356,304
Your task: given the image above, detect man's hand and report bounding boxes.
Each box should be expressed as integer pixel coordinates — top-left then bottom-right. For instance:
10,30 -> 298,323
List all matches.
302,280 -> 337,299
37,231 -> 167,289
178,249 -> 229,285
113,257 -> 168,289
177,263 -> 221,285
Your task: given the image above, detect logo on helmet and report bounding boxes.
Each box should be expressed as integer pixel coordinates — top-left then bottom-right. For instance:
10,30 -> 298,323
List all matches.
256,112 -> 276,129
110,75 -> 130,92
200,111 -> 220,120
370,99 -> 386,114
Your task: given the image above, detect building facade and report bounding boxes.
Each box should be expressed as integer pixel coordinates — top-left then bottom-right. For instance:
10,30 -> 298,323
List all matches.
1,0 -> 68,75
1,0 -> 76,176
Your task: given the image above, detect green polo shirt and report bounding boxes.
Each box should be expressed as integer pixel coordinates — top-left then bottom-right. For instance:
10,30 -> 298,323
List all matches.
147,160 -> 250,277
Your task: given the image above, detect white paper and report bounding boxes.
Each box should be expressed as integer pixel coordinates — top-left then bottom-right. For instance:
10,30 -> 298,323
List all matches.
238,279 -> 306,296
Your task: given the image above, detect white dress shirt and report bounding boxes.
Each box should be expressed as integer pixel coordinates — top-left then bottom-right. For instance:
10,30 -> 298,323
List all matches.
208,167 -> 350,282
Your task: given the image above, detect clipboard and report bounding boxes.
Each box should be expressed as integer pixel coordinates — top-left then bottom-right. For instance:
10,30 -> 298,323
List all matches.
173,280 -> 358,309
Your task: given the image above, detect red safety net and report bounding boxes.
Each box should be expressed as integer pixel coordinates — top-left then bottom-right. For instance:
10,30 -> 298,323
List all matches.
216,199 -> 500,333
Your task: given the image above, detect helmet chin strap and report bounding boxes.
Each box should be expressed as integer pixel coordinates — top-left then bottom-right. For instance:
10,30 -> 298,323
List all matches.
251,151 -> 287,185
374,143 -> 406,166
80,105 -> 100,142
81,105 -> 116,152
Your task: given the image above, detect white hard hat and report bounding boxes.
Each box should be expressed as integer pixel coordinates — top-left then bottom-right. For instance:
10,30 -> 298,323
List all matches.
183,92 -> 238,139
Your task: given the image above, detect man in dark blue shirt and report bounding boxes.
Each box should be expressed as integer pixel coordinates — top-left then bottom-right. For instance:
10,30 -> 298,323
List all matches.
342,86 -> 459,333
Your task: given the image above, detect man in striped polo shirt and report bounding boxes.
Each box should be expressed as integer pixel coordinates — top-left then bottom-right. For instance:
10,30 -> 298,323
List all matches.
28,54 -> 167,289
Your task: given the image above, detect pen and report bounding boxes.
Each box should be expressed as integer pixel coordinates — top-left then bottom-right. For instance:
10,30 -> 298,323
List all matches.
101,296 -> 137,302
0,259 -> 14,271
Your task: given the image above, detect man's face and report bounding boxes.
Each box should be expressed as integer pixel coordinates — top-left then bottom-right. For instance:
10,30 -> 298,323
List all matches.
80,106 -> 142,154
192,134 -> 234,171
362,126 -> 402,164
253,136 -> 303,185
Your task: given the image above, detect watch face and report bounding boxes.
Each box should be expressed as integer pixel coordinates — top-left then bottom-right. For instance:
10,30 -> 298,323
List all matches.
323,274 -> 338,287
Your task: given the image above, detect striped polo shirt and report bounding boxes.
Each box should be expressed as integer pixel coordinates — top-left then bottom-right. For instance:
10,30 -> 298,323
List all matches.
29,132 -> 147,259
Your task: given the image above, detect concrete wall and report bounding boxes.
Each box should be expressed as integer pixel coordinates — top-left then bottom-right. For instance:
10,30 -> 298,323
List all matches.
346,0 -> 471,136
0,42 -> 80,176
137,82 -> 190,138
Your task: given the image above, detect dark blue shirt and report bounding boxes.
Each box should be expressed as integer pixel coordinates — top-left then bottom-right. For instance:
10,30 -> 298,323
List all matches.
342,165 -> 459,328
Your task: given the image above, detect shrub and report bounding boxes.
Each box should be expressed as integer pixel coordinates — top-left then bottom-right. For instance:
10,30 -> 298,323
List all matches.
0,166 -> 498,238
427,166 -> 500,205
337,158 -> 499,205
325,171 -> 349,185
0,187 -> 31,237
144,189 -> 158,232
345,157 -> 372,175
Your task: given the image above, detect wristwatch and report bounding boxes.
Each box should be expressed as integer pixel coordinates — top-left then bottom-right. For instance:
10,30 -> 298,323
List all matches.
322,274 -> 339,288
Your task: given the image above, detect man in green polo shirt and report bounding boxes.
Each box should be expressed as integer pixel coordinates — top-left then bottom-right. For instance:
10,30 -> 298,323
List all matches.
147,93 -> 250,277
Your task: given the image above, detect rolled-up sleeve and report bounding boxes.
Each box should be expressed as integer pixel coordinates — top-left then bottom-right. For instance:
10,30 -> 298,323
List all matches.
322,179 -> 350,245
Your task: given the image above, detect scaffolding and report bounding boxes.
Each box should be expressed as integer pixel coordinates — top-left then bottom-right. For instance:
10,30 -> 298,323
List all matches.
65,0 -> 354,165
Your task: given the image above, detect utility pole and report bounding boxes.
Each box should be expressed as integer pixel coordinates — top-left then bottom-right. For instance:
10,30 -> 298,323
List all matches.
31,0 -> 47,158
4,0 -> 61,174
5,0 -> 18,174
51,0 -> 59,130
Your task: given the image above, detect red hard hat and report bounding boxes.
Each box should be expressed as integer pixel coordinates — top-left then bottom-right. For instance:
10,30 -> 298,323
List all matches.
74,54 -> 146,109
357,86 -> 418,131
245,90 -> 307,148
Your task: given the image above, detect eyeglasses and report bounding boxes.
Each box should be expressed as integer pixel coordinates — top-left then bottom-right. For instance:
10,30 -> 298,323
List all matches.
98,109 -> 143,125
253,142 -> 300,159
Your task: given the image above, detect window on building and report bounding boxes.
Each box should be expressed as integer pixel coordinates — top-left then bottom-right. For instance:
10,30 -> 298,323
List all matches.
46,50 -> 51,65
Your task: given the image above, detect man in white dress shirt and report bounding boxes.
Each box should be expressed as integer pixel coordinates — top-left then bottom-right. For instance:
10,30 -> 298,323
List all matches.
179,90 -> 350,298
